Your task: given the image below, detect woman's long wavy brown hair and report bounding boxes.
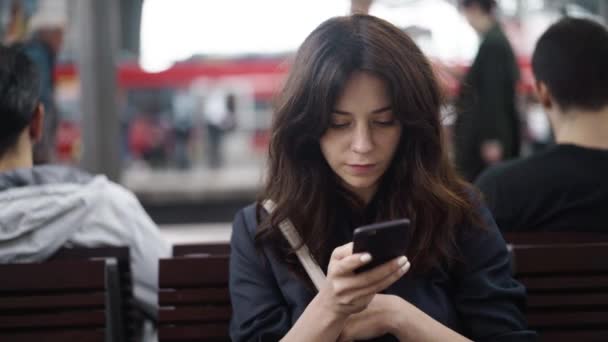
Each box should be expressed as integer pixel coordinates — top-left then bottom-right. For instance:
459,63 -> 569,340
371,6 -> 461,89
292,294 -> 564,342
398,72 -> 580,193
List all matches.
256,14 -> 482,282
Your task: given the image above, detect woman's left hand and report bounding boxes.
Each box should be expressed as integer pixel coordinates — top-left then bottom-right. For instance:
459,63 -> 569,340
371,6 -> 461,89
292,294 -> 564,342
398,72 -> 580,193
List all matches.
337,294 -> 405,342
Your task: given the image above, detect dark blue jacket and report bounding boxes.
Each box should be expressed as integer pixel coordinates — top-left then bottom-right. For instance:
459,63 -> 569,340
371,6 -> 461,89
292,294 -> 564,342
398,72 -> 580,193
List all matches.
229,203 -> 537,341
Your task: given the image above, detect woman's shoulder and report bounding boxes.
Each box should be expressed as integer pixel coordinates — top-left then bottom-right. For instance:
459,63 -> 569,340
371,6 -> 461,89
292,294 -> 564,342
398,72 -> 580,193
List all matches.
232,202 -> 260,241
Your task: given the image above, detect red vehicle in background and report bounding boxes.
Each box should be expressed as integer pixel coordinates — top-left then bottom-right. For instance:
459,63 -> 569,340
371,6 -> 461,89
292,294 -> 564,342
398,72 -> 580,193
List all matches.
53,57 -> 288,163
53,55 -> 535,164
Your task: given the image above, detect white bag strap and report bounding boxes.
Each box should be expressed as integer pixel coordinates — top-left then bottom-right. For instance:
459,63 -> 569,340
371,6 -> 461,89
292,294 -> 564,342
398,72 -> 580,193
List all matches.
262,199 -> 326,291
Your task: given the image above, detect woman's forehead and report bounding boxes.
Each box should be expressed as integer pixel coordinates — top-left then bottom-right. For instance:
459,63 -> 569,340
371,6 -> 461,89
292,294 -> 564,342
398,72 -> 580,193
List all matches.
333,72 -> 391,110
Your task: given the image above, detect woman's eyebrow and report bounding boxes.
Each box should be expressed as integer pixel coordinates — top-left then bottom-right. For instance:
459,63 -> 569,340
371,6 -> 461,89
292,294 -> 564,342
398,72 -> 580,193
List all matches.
332,105 -> 392,115
371,105 -> 392,114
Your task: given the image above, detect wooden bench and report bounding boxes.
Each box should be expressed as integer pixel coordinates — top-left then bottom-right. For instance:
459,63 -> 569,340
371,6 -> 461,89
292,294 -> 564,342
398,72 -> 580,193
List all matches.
507,236 -> 608,341
158,255 -> 231,342
0,258 -> 125,342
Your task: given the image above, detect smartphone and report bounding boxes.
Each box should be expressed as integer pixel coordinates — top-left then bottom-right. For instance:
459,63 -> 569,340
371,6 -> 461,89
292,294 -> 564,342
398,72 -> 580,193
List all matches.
352,218 -> 410,273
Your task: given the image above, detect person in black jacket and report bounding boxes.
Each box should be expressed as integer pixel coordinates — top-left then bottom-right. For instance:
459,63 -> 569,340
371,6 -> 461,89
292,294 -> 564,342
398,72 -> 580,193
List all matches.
475,18 -> 608,233
229,15 -> 535,341
454,0 -> 521,181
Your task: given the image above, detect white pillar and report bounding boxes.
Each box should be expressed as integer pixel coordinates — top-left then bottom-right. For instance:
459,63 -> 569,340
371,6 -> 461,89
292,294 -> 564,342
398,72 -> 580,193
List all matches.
76,0 -> 121,182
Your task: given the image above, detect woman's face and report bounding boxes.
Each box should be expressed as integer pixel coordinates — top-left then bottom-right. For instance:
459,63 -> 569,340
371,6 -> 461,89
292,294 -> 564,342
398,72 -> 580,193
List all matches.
320,72 -> 402,204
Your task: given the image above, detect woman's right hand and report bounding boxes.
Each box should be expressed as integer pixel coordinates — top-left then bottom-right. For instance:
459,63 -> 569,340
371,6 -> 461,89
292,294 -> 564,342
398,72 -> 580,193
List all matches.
316,242 -> 410,319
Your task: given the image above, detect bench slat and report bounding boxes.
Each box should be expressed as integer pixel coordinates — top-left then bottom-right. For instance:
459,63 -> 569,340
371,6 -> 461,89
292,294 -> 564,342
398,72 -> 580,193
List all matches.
527,293 -> 608,308
159,288 -> 230,305
539,329 -> 608,342
512,244 -> 608,274
0,261 -> 106,292
527,311 -> 608,328
0,293 -> 106,310
159,306 -> 232,323
0,330 -> 105,342
505,232 -> 608,245
0,310 -> 106,328
173,243 -> 231,257
158,323 -> 230,341
520,275 -> 608,291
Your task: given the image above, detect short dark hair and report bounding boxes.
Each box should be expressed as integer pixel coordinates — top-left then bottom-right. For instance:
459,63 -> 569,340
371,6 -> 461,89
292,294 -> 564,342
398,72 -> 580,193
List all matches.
532,18 -> 608,111
459,0 -> 497,13
0,44 -> 40,157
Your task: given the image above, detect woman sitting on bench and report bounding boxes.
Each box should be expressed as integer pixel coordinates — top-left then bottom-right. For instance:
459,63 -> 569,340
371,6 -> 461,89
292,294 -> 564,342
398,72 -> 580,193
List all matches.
229,15 -> 536,341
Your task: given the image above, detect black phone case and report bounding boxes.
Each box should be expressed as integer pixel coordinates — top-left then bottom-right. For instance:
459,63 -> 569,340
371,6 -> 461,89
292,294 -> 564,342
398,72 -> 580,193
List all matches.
352,219 -> 410,273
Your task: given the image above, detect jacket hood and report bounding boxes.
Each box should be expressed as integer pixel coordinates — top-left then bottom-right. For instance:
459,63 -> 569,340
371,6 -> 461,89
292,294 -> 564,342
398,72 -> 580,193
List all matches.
0,165 -> 104,262
0,165 -> 93,191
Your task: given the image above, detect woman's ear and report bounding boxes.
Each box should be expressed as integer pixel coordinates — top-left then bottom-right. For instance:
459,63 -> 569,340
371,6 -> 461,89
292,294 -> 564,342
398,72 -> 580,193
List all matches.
29,103 -> 45,143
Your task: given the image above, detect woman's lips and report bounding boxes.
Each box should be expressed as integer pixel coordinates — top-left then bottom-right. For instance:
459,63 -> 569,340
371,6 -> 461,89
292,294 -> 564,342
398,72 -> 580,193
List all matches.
346,164 -> 376,175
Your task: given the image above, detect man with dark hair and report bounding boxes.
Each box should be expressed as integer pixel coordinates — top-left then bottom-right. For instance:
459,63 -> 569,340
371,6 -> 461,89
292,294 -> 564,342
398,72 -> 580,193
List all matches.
476,18 -> 608,233
0,45 -> 171,335
454,0 -> 521,181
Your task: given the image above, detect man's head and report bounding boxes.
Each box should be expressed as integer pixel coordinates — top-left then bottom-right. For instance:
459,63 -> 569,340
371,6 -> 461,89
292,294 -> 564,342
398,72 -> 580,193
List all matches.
459,0 -> 497,33
532,18 -> 608,115
0,44 -> 44,163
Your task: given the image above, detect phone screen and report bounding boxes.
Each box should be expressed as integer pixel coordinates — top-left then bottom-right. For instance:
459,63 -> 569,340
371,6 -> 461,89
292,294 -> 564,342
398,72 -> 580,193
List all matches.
352,218 -> 410,273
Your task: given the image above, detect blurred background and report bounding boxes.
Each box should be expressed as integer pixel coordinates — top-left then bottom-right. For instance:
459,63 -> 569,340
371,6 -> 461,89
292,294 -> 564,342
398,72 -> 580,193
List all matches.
1,0 -> 606,238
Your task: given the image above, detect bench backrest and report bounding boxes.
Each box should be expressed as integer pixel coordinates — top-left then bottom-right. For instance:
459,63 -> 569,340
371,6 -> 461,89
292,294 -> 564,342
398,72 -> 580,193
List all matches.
50,246 -> 141,341
158,255 -> 231,342
0,258 -> 124,342
510,241 -> 608,341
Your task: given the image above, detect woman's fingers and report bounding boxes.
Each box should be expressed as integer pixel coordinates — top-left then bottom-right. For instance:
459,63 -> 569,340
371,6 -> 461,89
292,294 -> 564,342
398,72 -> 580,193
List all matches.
345,255 -> 408,291
325,244 -> 411,315
346,259 -> 411,300
360,256 -> 409,285
330,242 -> 354,261
331,252 -> 373,276
332,256 -> 410,302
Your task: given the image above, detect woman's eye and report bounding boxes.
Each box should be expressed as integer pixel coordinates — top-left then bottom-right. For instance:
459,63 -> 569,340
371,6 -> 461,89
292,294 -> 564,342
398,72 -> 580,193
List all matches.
374,119 -> 397,126
330,121 -> 350,128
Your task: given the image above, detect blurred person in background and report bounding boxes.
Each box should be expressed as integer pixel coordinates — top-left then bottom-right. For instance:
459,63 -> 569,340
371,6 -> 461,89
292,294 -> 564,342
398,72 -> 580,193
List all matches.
0,45 -> 171,340
476,18 -> 608,233
454,0 -> 521,181
21,8 -> 63,164
171,89 -> 195,169
350,0 -> 372,15
203,89 -> 236,169
229,15 -> 534,342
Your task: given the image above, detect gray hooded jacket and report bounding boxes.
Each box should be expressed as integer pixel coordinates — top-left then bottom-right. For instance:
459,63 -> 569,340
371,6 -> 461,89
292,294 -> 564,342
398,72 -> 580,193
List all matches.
0,165 -> 171,318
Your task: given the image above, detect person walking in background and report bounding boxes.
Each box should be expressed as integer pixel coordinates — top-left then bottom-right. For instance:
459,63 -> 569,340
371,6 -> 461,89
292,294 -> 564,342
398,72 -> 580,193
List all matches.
171,89 -> 195,169
454,0 -> 521,181
350,0 -> 372,15
203,88 -> 236,169
21,9 -> 64,164
476,18 -> 608,233
229,15 -> 534,341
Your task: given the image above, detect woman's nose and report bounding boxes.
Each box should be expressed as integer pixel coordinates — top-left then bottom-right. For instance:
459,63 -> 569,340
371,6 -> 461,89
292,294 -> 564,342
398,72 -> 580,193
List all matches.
351,124 -> 373,154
